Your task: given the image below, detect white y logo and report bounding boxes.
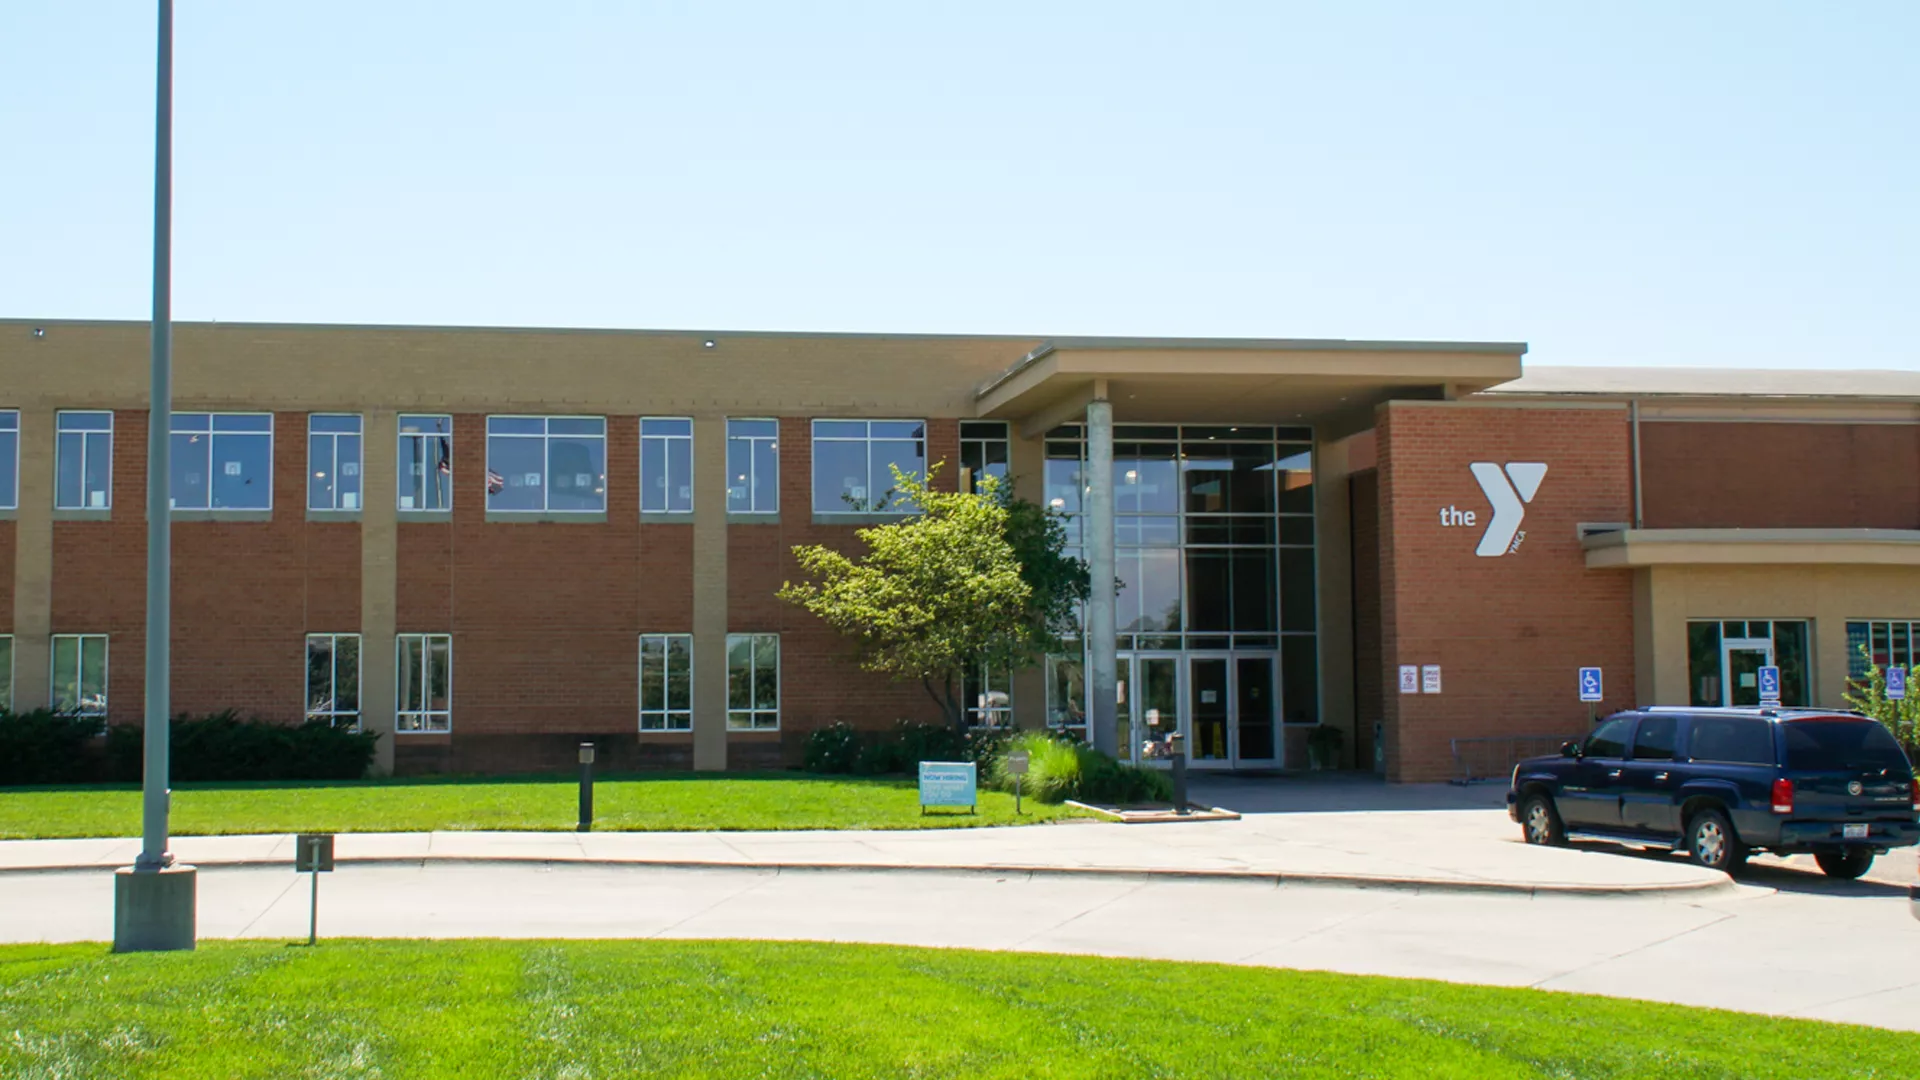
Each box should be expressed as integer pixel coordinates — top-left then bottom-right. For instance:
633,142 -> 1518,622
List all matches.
1469,462 -> 1547,557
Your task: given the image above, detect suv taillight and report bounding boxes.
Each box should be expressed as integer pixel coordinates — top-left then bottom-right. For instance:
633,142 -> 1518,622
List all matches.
1771,778 -> 1795,815
1911,778 -> 1919,813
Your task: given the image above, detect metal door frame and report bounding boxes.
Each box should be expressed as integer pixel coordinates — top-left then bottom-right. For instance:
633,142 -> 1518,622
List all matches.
1719,636 -> 1774,706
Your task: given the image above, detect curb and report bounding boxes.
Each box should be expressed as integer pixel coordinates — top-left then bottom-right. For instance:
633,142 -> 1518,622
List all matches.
0,853 -> 1736,898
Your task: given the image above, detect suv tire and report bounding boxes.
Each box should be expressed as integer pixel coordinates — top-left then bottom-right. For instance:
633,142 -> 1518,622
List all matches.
1685,808 -> 1746,874
1813,848 -> 1875,880
1519,792 -> 1566,846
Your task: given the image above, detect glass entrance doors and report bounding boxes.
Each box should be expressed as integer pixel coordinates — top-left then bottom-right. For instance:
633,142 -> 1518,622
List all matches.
1722,637 -> 1773,707
1121,651 -> 1279,768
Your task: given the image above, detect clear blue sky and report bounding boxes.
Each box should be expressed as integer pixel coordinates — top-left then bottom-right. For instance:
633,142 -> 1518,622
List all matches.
3,2 -> 1915,369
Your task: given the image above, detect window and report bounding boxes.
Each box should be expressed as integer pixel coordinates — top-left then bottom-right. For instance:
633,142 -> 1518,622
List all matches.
0,635 -> 11,711
639,634 -> 693,731
308,415 -> 363,511
726,419 -> 779,514
305,634 -> 360,727
1848,620 -> 1920,681
640,418 -> 693,514
171,412 -> 273,511
1782,719 -> 1908,773
959,421 -> 1009,496
811,420 -> 926,514
1584,715 -> 1631,759
398,414 -> 454,511
965,665 -> 1012,728
55,411 -> 113,510
1686,620 -> 1811,707
486,416 -> 607,513
395,633 -> 451,732
51,634 -> 107,716
726,633 -> 779,730
1630,715 -> 1677,761
1047,644 -> 1086,730
1687,717 -> 1775,766
0,411 -> 17,510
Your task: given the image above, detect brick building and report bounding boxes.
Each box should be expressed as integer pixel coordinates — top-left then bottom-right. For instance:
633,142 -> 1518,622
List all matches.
4,319 -> 1919,781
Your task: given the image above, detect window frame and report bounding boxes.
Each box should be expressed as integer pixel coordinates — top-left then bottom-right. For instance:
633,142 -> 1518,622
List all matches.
307,414 -> 365,512
638,633 -> 695,731
169,411 -> 275,512
959,420 -> 1010,497
0,410 -> 18,511
726,632 -> 780,731
726,418 -> 780,515
397,414 -> 455,512
965,663 -> 1013,728
640,417 -> 694,515
394,632 -> 453,733
810,419 -> 928,516
49,633 -> 108,717
305,632 -> 362,729
485,415 -> 609,514
54,410 -> 114,511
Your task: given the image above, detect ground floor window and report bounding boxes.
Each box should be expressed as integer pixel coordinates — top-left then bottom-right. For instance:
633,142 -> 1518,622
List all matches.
964,665 -> 1012,728
1686,619 -> 1810,707
1847,621 -> 1920,681
727,633 -> 779,730
50,634 -> 107,716
306,633 -> 361,728
1046,644 -> 1085,730
396,633 -> 451,732
640,633 -> 694,731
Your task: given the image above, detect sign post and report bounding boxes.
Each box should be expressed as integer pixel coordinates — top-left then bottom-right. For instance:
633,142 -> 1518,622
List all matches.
1579,666 -> 1603,727
1758,665 -> 1782,707
294,834 -> 334,946
1006,750 -> 1029,815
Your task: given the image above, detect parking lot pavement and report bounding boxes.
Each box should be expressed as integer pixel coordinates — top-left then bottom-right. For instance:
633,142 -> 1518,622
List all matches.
3,861 -> 1915,1031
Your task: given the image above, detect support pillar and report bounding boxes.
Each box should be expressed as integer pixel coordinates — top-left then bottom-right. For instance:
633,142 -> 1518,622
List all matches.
692,416 -> 729,771
1085,395 -> 1117,757
360,411 -> 398,775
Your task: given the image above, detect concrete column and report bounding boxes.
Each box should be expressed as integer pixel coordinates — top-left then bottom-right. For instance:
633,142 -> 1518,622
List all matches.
692,416 -> 728,771
11,408 -> 53,710
1313,434 -> 1356,765
359,411 -> 397,775
1085,396 -> 1117,757
1009,429 -> 1046,730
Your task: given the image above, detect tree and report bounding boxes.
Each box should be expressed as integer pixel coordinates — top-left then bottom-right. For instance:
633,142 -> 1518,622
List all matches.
1843,643 -> 1920,752
779,464 -> 1089,733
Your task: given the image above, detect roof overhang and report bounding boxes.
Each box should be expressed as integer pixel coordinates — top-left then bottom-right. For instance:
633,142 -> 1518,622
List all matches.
1584,528 -> 1920,569
973,337 -> 1527,439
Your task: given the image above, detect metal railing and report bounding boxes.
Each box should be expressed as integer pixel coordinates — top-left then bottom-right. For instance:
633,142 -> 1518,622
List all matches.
1448,735 -> 1577,785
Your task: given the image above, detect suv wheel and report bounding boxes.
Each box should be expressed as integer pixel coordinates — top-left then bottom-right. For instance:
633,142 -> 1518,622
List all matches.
1686,808 -> 1746,874
1813,848 -> 1875,880
1520,792 -> 1565,846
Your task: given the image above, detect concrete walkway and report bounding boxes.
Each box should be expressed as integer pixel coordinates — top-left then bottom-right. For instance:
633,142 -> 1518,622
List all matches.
0,807 -> 1727,895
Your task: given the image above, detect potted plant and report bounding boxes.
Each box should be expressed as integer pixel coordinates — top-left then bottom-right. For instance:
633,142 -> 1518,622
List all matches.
1305,725 -> 1344,771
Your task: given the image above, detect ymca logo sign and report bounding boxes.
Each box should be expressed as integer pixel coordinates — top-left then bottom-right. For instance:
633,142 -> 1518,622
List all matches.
1437,462 -> 1548,557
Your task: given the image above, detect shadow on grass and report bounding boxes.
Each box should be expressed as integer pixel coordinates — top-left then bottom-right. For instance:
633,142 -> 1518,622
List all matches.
1,770 -> 925,795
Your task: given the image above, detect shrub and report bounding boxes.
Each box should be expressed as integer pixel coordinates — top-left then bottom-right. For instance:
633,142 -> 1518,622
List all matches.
803,722 -> 863,774
987,730 -> 1174,806
0,710 -> 106,786
106,711 -> 379,782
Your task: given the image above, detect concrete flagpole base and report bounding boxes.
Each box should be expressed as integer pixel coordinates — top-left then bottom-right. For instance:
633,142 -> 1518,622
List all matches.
113,865 -> 197,952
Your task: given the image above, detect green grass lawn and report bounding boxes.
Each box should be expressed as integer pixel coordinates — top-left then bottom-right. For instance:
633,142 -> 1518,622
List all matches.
0,773 -> 1085,839
0,940 -> 1910,1078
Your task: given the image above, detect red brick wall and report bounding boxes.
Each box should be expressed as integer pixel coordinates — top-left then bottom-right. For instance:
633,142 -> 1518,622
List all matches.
1640,421 -> 1920,529
1377,404 -> 1635,782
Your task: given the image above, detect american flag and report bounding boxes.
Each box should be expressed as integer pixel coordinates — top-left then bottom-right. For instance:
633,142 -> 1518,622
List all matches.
435,437 -> 451,476
486,468 -> 505,495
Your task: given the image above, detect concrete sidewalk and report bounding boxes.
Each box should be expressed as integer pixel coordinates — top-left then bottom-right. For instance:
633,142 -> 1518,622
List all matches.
0,808 -> 1729,895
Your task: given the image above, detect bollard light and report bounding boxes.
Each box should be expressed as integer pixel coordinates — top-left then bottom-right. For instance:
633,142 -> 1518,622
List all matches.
577,742 -> 596,833
1168,732 -> 1189,815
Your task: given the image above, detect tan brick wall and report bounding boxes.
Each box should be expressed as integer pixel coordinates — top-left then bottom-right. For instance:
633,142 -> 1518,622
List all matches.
1377,402 -> 1636,782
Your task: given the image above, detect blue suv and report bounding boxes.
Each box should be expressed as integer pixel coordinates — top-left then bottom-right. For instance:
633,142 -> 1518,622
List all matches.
1507,707 -> 1920,878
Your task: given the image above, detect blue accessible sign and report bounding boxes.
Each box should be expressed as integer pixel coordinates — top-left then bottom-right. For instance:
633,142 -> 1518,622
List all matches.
1889,666 -> 1908,702
1757,665 -> 1782,705
1578,667 -> 1603,703
918,761 -> 977,813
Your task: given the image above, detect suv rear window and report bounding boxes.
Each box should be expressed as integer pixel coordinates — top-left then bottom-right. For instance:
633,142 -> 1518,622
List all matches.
1781,720 -> 1912,775
1687,717 -> 1774,765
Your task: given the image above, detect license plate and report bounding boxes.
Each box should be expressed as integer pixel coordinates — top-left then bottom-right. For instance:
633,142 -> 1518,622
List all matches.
1844,823 -> 1870,839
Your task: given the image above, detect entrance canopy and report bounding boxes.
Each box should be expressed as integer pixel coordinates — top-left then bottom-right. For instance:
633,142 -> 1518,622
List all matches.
973,336 -> 1526,438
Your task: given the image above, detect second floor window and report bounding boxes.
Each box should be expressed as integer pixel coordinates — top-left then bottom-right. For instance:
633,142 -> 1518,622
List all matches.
308,415 -> 363,511
811,420 -> 925,515
398,414 -> 453,512
55,410 -> 113,510
640,418 -> 693,514
0,411 -> 17,510
727,418 -> 778,514
172,412 -> 272,511
486,416 -> 606,513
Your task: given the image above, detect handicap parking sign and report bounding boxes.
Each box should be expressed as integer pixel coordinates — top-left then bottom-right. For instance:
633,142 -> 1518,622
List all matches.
1757,665 -> 1781,705
1889,666 -> 1908,701
1578,667 -> 1603,703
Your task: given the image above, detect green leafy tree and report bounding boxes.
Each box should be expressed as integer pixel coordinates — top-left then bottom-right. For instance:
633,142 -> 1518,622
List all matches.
1843,643 -> 1920,752
780,464 -> 1089,733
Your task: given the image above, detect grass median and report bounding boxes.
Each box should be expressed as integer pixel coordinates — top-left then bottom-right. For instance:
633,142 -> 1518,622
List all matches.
0,773 -> 1086,839
1,939 -> 1911,1078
